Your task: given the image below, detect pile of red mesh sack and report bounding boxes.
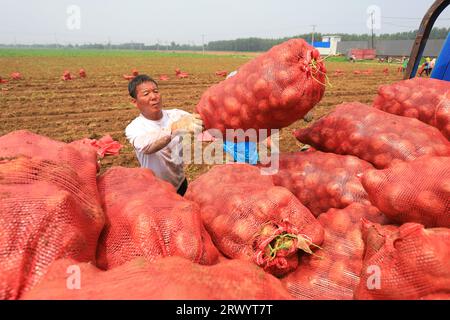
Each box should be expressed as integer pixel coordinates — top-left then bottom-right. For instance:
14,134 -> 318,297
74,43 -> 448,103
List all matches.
21,257 -> 292,300
354,221 -> 450,300
362,156 -> 450,228
96,166 -> 220,270
282,204 -> 390,300
294,102 -> 450,168
185,163 -> 324,277
0,130 -> 104,299
373,77 -> 450,140
272,151 -> 373,216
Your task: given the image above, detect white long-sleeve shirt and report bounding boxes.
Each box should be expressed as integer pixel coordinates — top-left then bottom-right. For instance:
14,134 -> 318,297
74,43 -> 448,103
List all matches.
125,109 -> 190,189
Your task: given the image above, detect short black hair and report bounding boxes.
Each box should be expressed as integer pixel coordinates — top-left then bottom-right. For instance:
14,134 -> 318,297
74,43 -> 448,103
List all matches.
128,74 -> 158,99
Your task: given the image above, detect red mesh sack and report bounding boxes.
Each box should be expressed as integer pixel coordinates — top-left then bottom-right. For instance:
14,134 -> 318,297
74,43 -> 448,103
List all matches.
0,137 -> 104,300
273,151 -> 374,216
294,102 -> 450,168
61,70 -> 74,81
0,131 -> 104,299
215,70 -> 228,77
281,204 -> 390,300
354,221 -> 450,300
10,72 -> 22,80
78,69 -> 86,78
362,156 -> 450,228
195,39 -> 326,135
71,135 -> 123,158
0,130 -> 101,206
175,69 -> 189,79
185,164 -> 324,277
373,77 -> 450,140
96,167 -> 220,270
22,257 -> 292,300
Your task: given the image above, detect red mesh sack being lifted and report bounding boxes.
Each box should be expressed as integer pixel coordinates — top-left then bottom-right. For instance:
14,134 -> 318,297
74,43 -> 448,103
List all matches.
294,102 -> 450,168
362,156 -> 450,228
185,164 -> 324,277
273,151 -> 373,216
373,77 -> 450,140
0,131 -> 104,300
96,167 -> 220,270
282,204 -> 391,300
354,221 -> 450,300
195,39 -> 326,135
22,256 -> 292,300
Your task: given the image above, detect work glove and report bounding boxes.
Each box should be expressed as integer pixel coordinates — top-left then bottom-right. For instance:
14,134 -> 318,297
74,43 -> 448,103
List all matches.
171,114 -> 204,134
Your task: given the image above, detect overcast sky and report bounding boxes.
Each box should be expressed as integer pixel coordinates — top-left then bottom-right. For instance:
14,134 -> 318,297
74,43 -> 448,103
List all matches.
1,0 -> 449,45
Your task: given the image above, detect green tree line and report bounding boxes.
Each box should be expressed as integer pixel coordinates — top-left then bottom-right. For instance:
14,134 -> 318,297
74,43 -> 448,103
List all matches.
207,27 -> 449,52
1,27 -> 447,52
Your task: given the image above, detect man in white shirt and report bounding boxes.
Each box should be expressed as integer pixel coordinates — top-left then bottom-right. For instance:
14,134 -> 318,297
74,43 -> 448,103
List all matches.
125,75 -> 203,196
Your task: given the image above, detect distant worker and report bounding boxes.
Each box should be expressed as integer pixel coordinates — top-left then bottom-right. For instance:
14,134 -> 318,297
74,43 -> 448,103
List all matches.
429,58 -> 437,75
125,74 -> 204,196
419,57 -> 432,77
400,57 -> 409,73
349,54 -> 356,63
425,57 -> 432,76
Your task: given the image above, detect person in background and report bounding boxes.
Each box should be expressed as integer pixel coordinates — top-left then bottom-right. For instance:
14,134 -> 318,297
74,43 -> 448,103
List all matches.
401,57 -> 409,73
429,57 -> 437,75
425,57 -> 432,76
420,57 -> 431,77
125,74 -> 203,196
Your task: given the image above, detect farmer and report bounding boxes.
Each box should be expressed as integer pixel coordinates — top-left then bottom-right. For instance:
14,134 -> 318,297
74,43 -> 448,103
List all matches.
125,74 -> 203,196
419,57 -> 431,77
424,57 -> 432,76
429,58 -> 436,75
401,57 -> 409,73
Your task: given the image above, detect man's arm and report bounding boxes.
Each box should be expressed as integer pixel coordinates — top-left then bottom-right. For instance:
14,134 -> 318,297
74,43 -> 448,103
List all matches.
126,127 -> 173,155
126,114 -> 204,155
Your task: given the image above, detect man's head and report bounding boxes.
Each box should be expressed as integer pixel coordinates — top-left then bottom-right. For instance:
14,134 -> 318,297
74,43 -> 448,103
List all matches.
128,75 -> 163,120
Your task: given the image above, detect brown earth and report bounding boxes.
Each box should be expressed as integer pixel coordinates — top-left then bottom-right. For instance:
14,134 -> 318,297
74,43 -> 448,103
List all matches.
0,54 -> 405,182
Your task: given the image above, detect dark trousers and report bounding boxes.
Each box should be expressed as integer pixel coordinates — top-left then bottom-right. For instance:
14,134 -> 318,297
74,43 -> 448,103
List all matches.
177,178 -> 188,196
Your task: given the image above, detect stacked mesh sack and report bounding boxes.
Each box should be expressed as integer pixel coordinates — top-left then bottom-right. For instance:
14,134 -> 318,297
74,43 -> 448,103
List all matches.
0,130 -> 105,299
96,166 -> 220,270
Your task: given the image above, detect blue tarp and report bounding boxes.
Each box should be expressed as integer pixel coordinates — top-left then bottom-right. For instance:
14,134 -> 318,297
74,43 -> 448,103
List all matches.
431,33 -> 450,82
223,141 -> 258,165
311,41 -> 331,48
